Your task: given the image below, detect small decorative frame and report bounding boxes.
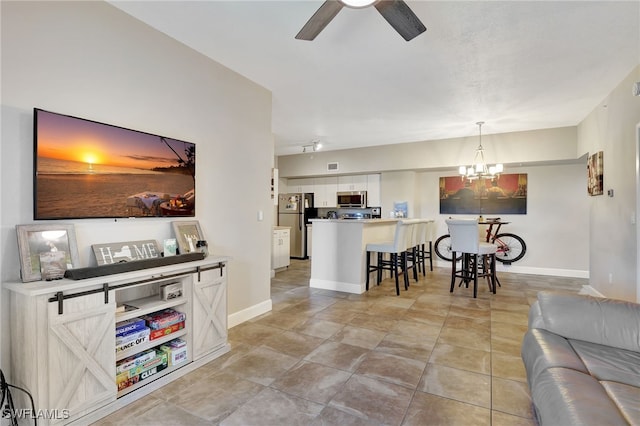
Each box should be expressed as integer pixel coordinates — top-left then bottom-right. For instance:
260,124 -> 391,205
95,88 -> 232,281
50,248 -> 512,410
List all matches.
16,224 -> 80,282
172,220 -> 204,254
587,151 -> 604,196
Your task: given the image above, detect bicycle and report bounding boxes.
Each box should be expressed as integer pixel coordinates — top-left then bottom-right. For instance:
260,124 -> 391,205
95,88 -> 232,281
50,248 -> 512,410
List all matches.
434,218 -> 526,264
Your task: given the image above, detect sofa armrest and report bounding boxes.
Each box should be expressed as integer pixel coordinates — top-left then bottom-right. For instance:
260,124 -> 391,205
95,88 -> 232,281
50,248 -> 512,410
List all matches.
528,300 -> 545,330
534,291 -> 640,352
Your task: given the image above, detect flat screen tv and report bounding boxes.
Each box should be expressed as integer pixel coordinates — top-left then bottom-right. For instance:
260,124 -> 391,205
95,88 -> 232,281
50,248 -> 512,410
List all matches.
33,108 -> 196,220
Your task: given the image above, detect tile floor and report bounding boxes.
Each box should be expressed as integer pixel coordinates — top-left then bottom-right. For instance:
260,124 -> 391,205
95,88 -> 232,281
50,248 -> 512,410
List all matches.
95,259 -> 585,425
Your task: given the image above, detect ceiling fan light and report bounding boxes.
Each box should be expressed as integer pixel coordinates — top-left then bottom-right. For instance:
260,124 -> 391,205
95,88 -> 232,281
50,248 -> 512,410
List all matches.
459,166 -> 467,175
339,0 -> 377,8
489,166 -> 496,175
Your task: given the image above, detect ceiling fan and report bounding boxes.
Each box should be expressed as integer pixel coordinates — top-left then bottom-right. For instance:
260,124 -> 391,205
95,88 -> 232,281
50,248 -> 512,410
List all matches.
296,0 -> 426,42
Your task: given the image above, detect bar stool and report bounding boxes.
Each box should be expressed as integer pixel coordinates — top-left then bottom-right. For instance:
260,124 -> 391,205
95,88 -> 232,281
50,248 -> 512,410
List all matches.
445,218 -> 498,298
365,220 -> 412,295
404,219 -> 420,283
415,219 -> 434,275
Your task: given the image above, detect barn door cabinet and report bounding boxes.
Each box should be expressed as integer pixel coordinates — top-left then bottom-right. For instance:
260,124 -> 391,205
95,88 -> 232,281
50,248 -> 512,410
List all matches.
4,256 -> 230,425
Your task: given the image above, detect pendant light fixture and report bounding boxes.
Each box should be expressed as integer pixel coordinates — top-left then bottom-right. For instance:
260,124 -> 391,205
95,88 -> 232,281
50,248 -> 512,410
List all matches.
458,121 -> 503,180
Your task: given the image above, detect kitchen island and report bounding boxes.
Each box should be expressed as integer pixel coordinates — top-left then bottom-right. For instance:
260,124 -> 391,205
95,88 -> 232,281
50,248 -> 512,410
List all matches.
309,218 -> 399,294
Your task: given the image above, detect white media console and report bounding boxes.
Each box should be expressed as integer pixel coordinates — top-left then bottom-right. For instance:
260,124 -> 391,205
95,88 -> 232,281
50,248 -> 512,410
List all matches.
3,256 -> 229,425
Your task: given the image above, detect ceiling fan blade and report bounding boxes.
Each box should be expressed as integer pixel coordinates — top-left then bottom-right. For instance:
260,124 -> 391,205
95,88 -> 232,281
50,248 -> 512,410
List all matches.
296,1 -> 344,41
374,0 -> 426,41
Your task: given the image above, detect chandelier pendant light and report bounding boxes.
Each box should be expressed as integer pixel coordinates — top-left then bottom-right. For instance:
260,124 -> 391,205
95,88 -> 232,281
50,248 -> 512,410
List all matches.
459,121 -> 503,180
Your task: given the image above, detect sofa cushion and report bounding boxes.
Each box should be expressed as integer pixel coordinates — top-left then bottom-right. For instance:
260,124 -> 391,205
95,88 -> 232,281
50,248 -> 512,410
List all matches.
536,291 -> 640,352
522,329 -> 588,389
532,367 -> 628,426
570,339 -> 640,388
601,381 -> 640,425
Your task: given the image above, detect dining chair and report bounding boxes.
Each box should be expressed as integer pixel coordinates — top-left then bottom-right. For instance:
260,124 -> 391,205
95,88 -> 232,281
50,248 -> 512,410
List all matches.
445,218 -> 498,298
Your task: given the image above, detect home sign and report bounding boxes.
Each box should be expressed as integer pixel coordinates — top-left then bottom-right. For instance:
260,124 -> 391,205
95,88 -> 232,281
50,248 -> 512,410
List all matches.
92,240 -> 161,266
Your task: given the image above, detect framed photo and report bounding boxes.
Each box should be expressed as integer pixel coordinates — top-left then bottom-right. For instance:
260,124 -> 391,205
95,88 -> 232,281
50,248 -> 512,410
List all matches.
172,221 -> 205,254
587,151 -> 604,196
16,224 -> 80,282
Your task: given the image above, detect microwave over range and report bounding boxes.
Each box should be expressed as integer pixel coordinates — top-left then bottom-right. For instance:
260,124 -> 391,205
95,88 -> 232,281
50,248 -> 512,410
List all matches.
337,191 -> 367,208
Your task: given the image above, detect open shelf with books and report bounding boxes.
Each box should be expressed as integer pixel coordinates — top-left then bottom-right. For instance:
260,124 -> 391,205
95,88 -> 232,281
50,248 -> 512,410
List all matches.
4,256 -> 230,426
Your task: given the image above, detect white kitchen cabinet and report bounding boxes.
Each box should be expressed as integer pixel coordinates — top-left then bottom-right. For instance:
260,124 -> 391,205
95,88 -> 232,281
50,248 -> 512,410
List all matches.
287,178 -> 314,194
314,176 -> 338,207
338,175 -> 368,192
272,227 -> 291,269
366,174 -> 381,206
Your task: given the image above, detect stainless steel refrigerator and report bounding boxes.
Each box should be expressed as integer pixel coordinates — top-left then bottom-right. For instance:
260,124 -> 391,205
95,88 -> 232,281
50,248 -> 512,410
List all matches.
278,193 -> 316,259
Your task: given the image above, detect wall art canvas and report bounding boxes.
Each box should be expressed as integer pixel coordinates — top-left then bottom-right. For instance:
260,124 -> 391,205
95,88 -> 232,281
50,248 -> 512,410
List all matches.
439,173 -> 528,215
587,151 -> 604,196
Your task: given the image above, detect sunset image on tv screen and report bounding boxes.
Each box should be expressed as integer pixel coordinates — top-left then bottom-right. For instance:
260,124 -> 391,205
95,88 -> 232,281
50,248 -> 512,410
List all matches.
34,109 -> 196,219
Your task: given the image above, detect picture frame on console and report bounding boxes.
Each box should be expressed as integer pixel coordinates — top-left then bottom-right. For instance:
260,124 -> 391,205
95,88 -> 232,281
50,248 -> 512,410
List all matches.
172,220 -> 205,254
16,224 -> 80,282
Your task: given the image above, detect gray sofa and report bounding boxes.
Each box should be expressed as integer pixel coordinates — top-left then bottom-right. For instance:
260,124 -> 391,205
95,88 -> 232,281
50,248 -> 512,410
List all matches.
521,291 -> 640,425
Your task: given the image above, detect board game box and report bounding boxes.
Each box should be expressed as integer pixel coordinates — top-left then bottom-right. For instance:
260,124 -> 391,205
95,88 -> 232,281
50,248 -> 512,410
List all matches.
115,318 -> 146,337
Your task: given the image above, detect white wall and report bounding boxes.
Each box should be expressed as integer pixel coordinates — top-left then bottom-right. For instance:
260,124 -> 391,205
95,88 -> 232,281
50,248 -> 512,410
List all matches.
414,163 -> 589,275
1,1 -> 274,373
577,65 -> 640,301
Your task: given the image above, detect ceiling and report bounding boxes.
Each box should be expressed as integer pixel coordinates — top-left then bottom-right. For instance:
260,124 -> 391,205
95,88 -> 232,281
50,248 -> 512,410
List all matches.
110,1 -> 640,156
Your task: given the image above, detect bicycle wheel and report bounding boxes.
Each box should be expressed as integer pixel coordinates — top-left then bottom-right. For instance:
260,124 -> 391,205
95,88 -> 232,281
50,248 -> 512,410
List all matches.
493,233 -> 526,263
434,234 -> 462,262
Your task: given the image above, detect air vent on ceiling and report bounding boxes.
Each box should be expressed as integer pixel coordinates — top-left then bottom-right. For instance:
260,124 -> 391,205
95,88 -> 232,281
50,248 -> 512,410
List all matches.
327,162 -> 339,172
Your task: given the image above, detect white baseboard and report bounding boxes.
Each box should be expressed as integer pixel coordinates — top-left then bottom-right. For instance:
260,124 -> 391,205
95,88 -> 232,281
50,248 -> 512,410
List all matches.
310,278 -> 363,294
434,260 -> 589,279
228,299 -> 272,328
578,285 -> 605,297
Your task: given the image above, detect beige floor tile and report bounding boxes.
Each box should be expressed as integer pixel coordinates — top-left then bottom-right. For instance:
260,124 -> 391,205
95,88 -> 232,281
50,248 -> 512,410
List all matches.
222,345 -> 300,386
304,341 -> 369,371
491,352 -> 528,382
293,317 -> 345,339
220,387 -> 324,426
492,377 -> 533,418
330,325 -> 387,349
355,350 -> 426,389
328,374 -> 414,426
310,406 -> 380,426
437,326 -> 491,352
491,410 -> 536,426
403,391 -> 491,426
165,371 -> 264,423
227,322 -> 284,345
429,342 -> 491,375
271,361 -> 352,404
349,312 -> 398,332
249,310 -> 309,330
259,330 -> 325,358
375,331 -> 436,362
418,364 -> 491,408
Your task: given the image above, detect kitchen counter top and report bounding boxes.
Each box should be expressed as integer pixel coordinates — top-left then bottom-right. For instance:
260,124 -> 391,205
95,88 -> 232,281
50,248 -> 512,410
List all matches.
310,218 -> 399,224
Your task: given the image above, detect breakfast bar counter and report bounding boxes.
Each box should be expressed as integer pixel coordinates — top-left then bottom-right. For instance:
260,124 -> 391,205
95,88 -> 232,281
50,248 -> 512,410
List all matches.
309,218 -> 399,293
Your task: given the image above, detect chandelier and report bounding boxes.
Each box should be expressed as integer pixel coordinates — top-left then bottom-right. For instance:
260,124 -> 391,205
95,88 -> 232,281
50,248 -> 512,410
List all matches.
458,121 -> 503,180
